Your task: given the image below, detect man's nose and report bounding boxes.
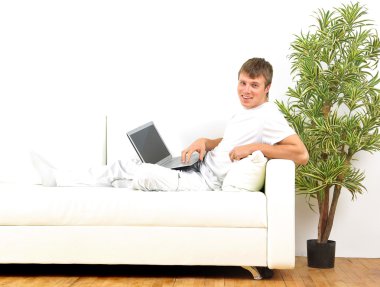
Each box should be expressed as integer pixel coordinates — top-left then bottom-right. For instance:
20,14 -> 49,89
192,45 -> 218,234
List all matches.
243,85 -> 250,93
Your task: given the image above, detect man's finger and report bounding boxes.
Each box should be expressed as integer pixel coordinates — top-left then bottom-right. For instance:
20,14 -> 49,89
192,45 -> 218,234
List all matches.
200,149 -> 206,161
181,149 -> 189,162
185,150 -> 194,163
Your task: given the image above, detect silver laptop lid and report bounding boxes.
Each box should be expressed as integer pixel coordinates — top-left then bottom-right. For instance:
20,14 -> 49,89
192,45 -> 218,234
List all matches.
126,121 -> 172,165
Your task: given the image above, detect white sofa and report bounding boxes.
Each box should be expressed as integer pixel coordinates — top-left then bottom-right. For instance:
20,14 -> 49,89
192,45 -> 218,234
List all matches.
0,114 -> 295,280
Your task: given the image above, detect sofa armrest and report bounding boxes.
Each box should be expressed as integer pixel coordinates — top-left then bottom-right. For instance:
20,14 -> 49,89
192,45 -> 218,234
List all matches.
265,159 -> 295,269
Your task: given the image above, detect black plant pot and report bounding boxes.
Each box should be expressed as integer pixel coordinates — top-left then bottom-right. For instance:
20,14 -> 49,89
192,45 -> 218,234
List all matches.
307,239 -> 336,268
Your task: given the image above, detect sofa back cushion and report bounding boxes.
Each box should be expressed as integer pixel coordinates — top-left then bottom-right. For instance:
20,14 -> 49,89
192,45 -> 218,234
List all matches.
0,112 -> 106,184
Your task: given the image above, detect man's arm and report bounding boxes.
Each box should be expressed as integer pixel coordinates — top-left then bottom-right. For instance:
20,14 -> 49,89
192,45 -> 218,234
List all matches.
182,137 -> 222,163
229,134 -> 309,165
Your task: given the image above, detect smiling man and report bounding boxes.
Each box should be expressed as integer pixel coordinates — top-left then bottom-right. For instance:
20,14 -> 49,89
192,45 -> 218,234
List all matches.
33,58 -> 308,191
182,57 -> 309,190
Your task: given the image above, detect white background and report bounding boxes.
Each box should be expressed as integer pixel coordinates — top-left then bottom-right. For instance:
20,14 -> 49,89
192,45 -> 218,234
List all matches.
1,0 -> 379,257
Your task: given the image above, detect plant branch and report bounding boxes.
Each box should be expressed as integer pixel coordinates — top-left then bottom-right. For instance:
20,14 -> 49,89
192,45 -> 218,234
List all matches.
318,186 -> 330,242
321,185 -> 342,243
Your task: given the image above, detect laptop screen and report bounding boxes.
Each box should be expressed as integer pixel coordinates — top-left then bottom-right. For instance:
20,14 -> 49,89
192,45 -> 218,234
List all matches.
128,123 -> 171,164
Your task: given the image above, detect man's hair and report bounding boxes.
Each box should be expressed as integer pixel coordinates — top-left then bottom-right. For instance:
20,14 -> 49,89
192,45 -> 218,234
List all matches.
238,58 -> 273,87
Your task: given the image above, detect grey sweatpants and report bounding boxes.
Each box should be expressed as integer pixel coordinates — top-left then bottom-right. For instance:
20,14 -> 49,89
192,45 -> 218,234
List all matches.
54,160 -> 211,191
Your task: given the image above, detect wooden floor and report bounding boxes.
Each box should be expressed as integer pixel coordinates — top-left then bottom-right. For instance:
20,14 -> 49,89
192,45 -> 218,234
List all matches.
0,257 -> 379,286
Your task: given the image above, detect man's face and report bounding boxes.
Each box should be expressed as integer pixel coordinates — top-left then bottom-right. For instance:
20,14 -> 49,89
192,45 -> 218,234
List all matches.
237,72 -> 271,109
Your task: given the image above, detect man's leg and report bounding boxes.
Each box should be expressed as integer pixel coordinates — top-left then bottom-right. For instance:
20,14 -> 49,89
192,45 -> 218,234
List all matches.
32,151 -> 209,190
54,159 -> 140,187
132,164 -> 210,191
31,151 -> 140,187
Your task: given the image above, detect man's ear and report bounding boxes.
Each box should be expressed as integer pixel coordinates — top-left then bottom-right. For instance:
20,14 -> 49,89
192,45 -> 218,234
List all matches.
265,84 -> 271,94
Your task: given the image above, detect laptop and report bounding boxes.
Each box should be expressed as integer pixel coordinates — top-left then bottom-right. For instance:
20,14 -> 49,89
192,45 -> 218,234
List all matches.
126,121 -> 199,170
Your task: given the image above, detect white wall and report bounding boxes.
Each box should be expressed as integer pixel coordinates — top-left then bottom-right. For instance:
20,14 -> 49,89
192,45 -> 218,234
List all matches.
1,0 -> 379,257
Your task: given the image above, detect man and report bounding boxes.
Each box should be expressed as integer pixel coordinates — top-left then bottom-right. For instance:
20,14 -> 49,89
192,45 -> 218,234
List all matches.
180,58 -> 308,190
32,58 -> 308,189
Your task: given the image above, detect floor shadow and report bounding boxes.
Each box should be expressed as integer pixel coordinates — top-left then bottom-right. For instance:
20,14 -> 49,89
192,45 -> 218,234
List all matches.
0,264 -> 251,279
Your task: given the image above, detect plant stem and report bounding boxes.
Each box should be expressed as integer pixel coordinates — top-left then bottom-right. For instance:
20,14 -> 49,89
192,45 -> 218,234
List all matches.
321,185 -> 342,243
318,186 -> 330,243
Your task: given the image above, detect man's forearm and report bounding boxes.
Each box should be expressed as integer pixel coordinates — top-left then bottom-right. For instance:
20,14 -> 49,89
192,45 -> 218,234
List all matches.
205,138 -> 223,151
253,143 -> 308,165
229,134 -> 309,165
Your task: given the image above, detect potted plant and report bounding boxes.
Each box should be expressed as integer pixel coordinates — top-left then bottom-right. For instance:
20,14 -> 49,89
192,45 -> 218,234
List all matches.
277,2 -> 380,268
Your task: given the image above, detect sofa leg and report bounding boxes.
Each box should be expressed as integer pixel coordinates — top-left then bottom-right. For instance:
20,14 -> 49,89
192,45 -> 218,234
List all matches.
241,266 -> 262,280
242,266 -> 274,279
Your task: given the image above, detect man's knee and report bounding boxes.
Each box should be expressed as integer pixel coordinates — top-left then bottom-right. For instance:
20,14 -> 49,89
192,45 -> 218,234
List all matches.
132,164 -> 179,191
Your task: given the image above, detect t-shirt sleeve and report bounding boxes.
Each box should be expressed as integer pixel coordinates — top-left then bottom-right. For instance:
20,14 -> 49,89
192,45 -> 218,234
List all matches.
262,106 -> 295,145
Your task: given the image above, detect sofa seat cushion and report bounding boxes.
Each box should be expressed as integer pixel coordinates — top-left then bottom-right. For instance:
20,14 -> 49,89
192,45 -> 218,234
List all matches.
0,184 -> 267,228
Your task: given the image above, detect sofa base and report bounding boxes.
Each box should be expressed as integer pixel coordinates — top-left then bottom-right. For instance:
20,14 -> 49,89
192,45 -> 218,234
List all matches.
0,226 -> 267,266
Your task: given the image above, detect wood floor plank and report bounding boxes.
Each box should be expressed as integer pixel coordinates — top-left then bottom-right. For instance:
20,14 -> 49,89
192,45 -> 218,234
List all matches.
0,276 -> 34,287
336,258 -> 370,286
172,277 -> 206,287
267,270 -> 287,287
203,277 -> 224,287
320,268 -> 348,287
278,269 -> 306,287
294,264 -> 316,286
99,276 -> 175,287
357,258 -> 380,285
64,277 -> 102,287
0,276 -> 79,287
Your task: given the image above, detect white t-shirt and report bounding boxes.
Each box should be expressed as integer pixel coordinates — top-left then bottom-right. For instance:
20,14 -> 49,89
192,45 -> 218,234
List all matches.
199,102 -> 295,190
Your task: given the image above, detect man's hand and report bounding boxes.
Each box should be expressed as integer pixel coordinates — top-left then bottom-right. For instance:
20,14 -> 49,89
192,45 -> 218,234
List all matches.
181,138 -> 207,163
229,144 -> 257,161
181,137 -> 223,163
